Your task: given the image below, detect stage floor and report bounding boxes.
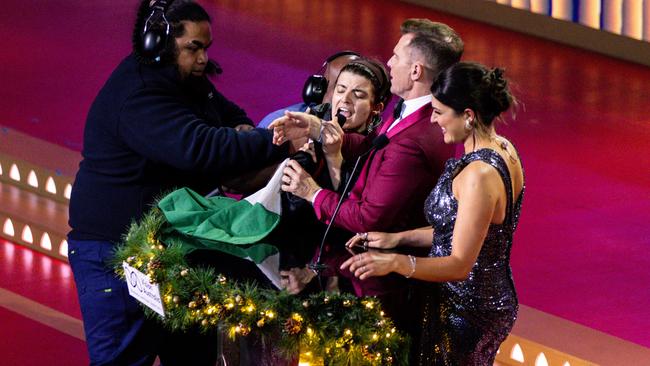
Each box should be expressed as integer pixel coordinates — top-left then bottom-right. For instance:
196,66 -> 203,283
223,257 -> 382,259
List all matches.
1,0 -> 649,361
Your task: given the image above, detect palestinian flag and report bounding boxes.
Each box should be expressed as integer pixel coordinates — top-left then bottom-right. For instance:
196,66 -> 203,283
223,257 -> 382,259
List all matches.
156,159 -> 288,288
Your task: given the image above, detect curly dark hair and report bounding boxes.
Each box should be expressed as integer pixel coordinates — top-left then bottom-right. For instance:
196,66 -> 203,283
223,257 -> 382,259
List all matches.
132,0 -> 211,65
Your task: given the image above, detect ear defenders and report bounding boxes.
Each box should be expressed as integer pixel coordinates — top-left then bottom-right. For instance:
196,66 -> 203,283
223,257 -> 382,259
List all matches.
302,50 -> 360,105
141,0 -> 172,61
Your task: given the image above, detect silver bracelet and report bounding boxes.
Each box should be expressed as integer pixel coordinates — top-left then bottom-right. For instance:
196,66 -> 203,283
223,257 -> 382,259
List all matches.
405,255 -> 416,278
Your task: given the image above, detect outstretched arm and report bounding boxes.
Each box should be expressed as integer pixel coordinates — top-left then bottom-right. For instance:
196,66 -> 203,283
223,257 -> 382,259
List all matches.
269,111 -> 322,145
345,227 -> 433,251
118,87 -> 286,182
342,162 -> 501,282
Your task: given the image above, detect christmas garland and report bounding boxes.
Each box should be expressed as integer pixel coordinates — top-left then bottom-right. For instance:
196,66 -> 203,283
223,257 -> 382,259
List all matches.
113,208 -> 408,365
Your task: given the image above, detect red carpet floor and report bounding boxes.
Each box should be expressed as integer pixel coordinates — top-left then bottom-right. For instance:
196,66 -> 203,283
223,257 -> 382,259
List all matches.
0,240 -> 85,365
1,0 -> 649,362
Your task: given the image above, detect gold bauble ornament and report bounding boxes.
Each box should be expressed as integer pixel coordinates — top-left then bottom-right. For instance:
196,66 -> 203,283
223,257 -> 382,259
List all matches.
239,324 -> 251,336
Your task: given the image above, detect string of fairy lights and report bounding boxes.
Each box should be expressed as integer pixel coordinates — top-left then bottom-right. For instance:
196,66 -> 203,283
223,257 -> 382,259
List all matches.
113,208 -> 408,366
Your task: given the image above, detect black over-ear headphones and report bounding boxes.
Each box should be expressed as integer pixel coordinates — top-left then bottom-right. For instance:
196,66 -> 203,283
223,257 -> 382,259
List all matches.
141,0 -> 172,61
302,50 -> 360,105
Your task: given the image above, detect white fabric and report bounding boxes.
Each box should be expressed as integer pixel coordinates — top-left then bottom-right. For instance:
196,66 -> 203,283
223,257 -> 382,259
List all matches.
386,94 -> 433,133
242,158 -> 290,289
243,158 -> 289,215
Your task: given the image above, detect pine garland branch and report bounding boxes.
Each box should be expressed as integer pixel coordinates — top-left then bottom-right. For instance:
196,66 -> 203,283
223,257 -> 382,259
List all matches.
113,208 -> 408,365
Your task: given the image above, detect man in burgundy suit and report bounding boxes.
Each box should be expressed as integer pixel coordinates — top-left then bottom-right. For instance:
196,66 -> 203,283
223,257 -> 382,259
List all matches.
276,19 -> 464,334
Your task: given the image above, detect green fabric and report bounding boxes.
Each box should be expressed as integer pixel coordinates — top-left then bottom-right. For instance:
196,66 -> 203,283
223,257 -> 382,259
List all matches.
157,188 -> 280,263
161,231 -> 279,263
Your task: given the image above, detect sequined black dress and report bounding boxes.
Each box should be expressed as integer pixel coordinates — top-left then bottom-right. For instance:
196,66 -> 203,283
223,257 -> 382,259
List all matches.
417,149 -> 524,365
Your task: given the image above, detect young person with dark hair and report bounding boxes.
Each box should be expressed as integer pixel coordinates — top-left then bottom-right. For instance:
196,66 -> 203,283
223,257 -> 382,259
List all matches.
67,1 -> 287,364
274,58 -> 392,294
271,19 -> 463,354
257,51 -> 361,128
342,62 -> 524,365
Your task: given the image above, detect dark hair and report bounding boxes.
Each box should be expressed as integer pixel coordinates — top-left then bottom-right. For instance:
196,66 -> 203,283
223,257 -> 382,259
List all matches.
400,19 -> 464,79
338,58 -> 391,105
432,62 -> 514,128
132,0 -> 211,65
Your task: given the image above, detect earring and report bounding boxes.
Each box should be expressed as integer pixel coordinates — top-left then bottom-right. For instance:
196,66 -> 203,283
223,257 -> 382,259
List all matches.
464,118 -> 473,131
367,114 -> 382,134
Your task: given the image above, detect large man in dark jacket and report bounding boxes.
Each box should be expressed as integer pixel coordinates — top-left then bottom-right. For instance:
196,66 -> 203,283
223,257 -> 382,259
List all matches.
67,1 -> 286,365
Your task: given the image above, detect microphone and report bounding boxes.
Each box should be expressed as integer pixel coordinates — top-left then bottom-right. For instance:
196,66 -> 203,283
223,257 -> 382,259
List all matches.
335,112 -> 347,127
206,59 -> 223,76
309,134 -> 390,277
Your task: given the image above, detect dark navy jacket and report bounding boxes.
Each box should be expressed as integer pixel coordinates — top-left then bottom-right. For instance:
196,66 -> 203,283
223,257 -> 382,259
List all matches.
69,54 -> 285,243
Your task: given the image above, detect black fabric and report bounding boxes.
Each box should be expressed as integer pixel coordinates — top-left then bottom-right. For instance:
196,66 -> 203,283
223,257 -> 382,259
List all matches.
272,147 -> 330,270
68,54 -> 286,244
272,134 -> 367,291
310,102 -> 332,120
392,97 -> 405,119
270,103 -> 334,269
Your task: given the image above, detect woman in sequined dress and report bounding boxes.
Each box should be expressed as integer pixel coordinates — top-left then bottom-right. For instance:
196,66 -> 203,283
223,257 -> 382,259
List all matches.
341,62 -> 524,365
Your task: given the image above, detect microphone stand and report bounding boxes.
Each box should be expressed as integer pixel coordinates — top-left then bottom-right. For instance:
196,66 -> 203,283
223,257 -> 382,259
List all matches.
308,133 -> 388,290
308,153 -> 368,290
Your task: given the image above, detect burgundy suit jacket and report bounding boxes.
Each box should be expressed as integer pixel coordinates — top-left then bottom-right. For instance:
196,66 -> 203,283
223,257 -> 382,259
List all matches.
312,103 -> 455,297
314,103 -> 453,234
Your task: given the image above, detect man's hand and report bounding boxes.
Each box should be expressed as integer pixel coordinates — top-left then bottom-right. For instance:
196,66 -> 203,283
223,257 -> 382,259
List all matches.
279,267 -> 317,294
269,111 -> 321,145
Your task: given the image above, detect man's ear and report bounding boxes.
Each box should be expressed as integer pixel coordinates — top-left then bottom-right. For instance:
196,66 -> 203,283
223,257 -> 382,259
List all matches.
410,63 -> 424,81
